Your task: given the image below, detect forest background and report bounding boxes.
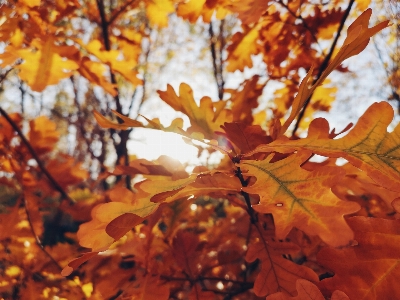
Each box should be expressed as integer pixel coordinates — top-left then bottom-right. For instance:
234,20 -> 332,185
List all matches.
0,0 -> 400,299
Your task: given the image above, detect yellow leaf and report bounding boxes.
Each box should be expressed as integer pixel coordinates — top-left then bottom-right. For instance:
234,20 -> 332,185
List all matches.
157,83 -> 231,138
17,38 -> 79,92
19,0 -> 41,7
226,26 -> 259,72
78,58 -> 117,96
83,39 -> 141,85
28,116 -> 59,154
147,0 -> 175,28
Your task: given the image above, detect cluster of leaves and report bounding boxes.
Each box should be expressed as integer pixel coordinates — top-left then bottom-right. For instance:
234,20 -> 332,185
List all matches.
1,0 -> 399,299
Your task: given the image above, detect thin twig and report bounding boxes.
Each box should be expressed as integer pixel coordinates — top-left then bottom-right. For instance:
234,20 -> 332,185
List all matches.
109,0 -> 137,25
23,196 -> 63,271
0,106 -> 75,205
0,68 -> 13,85
292,0 -> 355,136
233,160 -> 257,224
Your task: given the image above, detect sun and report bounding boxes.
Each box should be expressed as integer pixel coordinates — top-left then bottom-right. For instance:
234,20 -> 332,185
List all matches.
128,129 -> 199,165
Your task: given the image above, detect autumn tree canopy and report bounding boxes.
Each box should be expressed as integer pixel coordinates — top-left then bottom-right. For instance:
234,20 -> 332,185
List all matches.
0,0 -> 399,299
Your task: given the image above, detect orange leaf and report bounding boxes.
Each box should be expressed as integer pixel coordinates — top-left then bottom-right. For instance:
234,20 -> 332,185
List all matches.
229,75 -> 264,124
240,152 -> 360,246
246,239 -> 318,297
267,279 -> 350,300
46,154 -> 89,188
249,102 -> 400,192
318,217 -> 400,300
139,173 -> 241,203
280,9 -> 389,134
61,252 -> 99,276
93,110 -> 144,130
172,230 -> 202,276
77,187 -> 159,251
227,0 -> 269,24
105,213 -> 143,240
121,273 -> 169,300
28,116 -> 59,155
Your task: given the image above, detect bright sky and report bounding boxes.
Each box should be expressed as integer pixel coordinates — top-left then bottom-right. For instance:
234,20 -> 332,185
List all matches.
128,129 -> 200,165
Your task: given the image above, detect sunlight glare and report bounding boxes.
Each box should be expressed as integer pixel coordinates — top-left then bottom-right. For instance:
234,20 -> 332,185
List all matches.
128,129 -> 199,164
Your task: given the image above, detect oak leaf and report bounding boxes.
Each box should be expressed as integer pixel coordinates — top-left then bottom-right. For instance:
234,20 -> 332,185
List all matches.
78,57 -> 117,96
280,9 -> 389,134
248,102 -> 400,193
81,39 -> 141,85
157,83 -> 231,139
267,279 -> 349,300
17,38 -> 79,92
240,152 -> 360,246
77,187 -> 158,251
227,0 -> 269,24
318,217 -> 400,300
228,75 -> 264,125
246,238 -> 318,297
46,154 -> 89,188
226,25 -> 259,72
220,122 -> 272,154
120,273 -> 169,300
139,173 -> 241,203
172,230 -> 204,277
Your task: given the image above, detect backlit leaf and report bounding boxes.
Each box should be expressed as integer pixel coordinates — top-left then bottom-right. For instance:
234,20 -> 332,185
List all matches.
17,38 -> 79,92
157,83 -> 231,139
240,152 -> 360,246
248,102 -> 400,192
280,9 -> 389,134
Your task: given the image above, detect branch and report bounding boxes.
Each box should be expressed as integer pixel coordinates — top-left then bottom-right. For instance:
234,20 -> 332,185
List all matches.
292,0 -> 355,136
209,21 -> 225,100
70,77 -> 97,161
96,0 -> 122,113
0,68 -> 13,85
233,158 -> 257,224
0,106 -> 75,205
277,0 -> 322,50
23,196 -> 63,271
109,0 -> 137,25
